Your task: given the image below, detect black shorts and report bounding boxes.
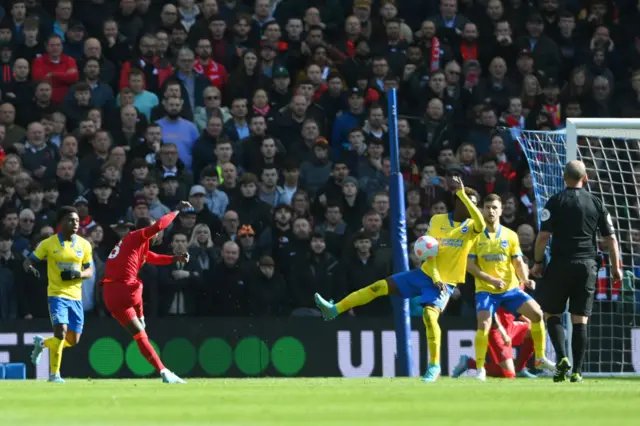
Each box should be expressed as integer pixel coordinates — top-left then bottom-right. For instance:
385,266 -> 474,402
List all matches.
537,259 -> 598,316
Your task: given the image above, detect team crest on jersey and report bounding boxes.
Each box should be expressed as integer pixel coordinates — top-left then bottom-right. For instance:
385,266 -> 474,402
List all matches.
541,209 -> 551,222
460,226 -> 469,234
501,240 -> 508,249
76,249 -> 83,258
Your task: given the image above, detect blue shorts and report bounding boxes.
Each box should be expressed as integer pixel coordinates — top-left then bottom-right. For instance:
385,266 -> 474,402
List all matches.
475,288 -> 532,316
48,296 -> 84,333
391,268 -> 455,310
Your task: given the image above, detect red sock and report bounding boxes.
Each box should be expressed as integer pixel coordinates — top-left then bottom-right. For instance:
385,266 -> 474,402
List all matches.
467,358 -> 476,369
515,337 -> 535,372
486,363 -> 506,377
133,331 -> 165,372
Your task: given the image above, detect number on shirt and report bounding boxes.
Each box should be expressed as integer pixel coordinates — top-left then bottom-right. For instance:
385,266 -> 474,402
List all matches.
108,241 -> 122,259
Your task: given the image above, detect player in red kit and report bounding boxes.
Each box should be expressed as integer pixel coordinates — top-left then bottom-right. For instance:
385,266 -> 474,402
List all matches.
102,201 -> 192,384
451,307 -> 537,379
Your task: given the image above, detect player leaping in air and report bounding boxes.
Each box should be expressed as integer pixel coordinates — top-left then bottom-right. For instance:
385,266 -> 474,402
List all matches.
465,194 -> 555,381
26,206 -> 94,383
315,176 -> 485,382
452,306 -> 537,379
101,202 -> 193,384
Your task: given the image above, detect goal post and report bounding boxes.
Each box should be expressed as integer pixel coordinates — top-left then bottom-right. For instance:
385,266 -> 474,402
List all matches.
517,118 -> 640,376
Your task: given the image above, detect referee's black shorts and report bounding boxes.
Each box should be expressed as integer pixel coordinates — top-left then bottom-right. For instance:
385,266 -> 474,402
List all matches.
537,259 -> 598,317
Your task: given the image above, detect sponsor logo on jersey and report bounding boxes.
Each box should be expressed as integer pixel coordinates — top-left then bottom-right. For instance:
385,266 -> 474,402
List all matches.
481,254 -> 508,262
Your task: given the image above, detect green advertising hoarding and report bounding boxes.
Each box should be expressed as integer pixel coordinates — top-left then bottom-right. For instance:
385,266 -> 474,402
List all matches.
2,317 -> 637,378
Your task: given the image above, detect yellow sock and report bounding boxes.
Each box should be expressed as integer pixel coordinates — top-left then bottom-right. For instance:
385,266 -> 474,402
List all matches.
45,337 -> 65,375
531,321 -> 546,358
423,306 -> 441,365
475,329 -> 489,369
335,280 -> 388,314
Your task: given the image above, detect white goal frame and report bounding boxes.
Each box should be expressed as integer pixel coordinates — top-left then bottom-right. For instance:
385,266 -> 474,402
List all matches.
561,118 -> 640,377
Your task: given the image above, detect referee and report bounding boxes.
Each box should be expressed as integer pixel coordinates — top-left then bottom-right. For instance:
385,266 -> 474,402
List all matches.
531,160 -> 621,383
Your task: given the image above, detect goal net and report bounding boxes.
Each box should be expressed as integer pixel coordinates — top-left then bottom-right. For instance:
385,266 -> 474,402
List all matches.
517,118 -> 640,376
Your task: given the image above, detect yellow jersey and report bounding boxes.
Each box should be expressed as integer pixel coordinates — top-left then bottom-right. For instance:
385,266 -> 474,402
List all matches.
30,233 -> 93,301
469,226 -> 523,294
421,213 -> 481,285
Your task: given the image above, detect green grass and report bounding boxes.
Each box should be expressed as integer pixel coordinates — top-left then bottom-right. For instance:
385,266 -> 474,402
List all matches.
2,378 -> 640,425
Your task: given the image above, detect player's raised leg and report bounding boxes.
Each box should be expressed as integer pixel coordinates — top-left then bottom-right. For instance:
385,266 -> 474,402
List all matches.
315,279 -> 389,320
314,270 -> 411,320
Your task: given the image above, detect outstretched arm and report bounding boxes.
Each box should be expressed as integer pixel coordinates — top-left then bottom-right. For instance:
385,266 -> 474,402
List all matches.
140,211 -> 179,240
452,176 -> 486,233
147,251 -> 177,266
457,191 -> 485,233
147,251 -> 190,266
140,201 -> 192,240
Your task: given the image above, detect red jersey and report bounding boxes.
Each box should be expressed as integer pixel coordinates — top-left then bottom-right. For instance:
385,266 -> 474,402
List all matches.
103,211 -> 178,288
496,307 -> 516,327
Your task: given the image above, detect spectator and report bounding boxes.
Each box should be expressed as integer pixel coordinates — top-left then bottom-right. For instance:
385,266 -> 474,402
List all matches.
158,231 -> 202,316
21,122 -> 58,181
32,34 -> 79,104
289,233 -> 339,316
0,102 -> 26,150
208,240 -> 250,316
119,69 -> 159,121
156,98 -> 199,172
0,231 -> 24,320
228,172 -> 272,236
194,87 -> 229,133
194,37 -> 228,90
247,255 -> 287,317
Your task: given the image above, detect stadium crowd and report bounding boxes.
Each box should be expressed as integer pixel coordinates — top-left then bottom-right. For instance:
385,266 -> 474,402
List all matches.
0,0 -> 633,320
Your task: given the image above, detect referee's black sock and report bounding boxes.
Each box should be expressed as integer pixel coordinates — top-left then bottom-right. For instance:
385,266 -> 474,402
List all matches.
547,316 -> 567,361
572,323 -> 588,375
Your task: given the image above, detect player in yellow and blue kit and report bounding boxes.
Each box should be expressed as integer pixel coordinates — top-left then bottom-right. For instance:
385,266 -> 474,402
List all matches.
466,194 -> 555,381
23,206 -> 93,383
314,176 -> 485,382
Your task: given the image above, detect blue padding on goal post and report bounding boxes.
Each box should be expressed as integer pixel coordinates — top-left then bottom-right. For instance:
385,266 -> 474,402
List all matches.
387,88 -> 413,377
5,363 -> 26,380
0,364 -> 5,380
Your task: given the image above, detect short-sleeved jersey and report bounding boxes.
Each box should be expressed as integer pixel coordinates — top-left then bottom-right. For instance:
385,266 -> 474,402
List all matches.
469,226 -> 523,294
540,187 -> 614,261
30,233 -> 93,301
422,213 -> 481,285
103,211 -> 178,288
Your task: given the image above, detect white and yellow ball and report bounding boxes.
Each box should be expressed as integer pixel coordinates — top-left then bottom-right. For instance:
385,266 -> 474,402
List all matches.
414,235 -> 439,261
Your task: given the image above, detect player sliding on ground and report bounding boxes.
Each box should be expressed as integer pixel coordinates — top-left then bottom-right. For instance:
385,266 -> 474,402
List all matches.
26,206 -> 94,383
452,307 -> 538,379
101,202 -> 193,384
315,176 -> 484,382
466,194 -> 555,380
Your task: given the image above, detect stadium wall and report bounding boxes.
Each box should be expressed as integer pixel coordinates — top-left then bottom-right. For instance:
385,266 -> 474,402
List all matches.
1,318 -> 639,379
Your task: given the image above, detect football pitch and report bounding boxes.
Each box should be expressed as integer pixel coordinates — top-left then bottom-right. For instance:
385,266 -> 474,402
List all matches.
2,377 -> 640,425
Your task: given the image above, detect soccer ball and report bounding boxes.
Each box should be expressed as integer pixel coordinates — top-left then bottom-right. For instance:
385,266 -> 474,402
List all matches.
414,236 -> 439,261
